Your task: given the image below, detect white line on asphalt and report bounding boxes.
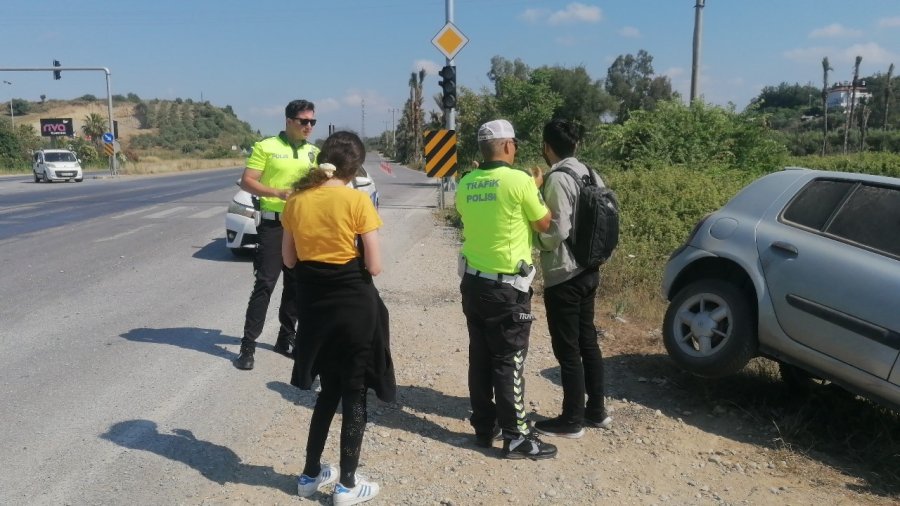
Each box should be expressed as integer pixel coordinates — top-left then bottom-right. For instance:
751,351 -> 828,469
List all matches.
190,207 -> 225,219
94,224 -> 155,243
144,206 -> 188,219
111,205 -> 161,220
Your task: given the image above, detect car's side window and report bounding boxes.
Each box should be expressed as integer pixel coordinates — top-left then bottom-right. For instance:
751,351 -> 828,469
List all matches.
782,179 -> 854,230
826,184 -> 900,257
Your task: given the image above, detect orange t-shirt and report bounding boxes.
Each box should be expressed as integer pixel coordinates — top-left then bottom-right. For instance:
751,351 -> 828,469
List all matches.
281,185 -> 382,264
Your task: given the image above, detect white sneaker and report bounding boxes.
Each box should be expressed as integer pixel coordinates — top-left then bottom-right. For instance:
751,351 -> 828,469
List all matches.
297,463 -> 338,497
333,476 -> 380,506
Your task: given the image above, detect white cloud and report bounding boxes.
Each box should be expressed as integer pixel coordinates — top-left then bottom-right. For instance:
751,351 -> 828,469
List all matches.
414,60 -> 440,76
248,105 -> 284,117
314,98 -> 342,114
785,42 -> 896,68
809,23 -> 862,38
520,8 -> 547,24
838,42 -> 896,65
662,67 -> 685,79
548,3 -> 602,25
877,17 -> 900,28
783,46 -> 833,63
618,26 -> 640,38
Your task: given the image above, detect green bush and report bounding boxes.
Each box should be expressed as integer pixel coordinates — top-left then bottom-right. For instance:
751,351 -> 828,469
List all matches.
593,100 -> 787,173
787,151 -> 900,177
595,165 -> 757,318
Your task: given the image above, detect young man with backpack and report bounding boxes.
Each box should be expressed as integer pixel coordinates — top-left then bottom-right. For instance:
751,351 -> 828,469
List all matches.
533,119 -> 614,439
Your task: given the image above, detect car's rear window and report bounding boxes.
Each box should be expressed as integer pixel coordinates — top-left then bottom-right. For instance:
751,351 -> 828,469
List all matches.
44,152 -> 77,162
827,184 -> 900,257
782,179 -> 854,230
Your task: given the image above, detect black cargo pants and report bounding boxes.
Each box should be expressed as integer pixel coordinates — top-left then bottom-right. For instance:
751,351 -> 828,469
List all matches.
460,274 -> 534,439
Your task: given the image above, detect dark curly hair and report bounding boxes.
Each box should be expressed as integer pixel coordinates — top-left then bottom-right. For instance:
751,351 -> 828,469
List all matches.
542,119 -> 584,159
293,131 -> 365,191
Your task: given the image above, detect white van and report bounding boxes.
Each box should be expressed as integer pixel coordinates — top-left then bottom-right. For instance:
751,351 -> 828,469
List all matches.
33,149 -> 83,183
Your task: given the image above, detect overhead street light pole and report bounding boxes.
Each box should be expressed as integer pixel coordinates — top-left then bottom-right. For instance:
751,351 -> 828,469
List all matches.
0,66 -> 118,175
690,0 -> 705,103
2,80 -> 12,129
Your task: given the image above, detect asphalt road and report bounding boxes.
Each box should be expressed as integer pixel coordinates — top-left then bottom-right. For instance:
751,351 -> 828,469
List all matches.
0,154 -> 441,504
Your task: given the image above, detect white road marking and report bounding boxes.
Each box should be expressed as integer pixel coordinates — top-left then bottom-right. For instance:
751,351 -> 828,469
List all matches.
190,207 -> 225,219
144,206 -> 188,219
94,224 -> 155,243
111,205 -> 161,220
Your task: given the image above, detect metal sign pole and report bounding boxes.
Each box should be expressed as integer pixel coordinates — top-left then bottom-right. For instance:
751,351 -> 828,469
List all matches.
438,0 -> 456,210
0,66 -> 116,175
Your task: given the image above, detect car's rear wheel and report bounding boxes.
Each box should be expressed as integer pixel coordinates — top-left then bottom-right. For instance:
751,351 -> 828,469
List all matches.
663,279 -> 757,378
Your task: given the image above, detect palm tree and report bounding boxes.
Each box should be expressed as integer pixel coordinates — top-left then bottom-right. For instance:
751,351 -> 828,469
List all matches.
821,57 -> 833,155
407,69 -> 426,166
843,56 -> 862,154
884,63 -> 894,132
859,97 -> 871,151
82,112 -> 106,146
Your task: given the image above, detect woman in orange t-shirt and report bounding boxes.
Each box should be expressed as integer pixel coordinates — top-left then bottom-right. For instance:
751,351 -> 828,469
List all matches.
280,131 -> 393,504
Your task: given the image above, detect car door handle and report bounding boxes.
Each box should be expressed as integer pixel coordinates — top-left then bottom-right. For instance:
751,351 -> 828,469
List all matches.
771,241 -> 798,255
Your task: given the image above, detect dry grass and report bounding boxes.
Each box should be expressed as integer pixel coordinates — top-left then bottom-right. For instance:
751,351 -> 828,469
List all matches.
121,157 -> 245,175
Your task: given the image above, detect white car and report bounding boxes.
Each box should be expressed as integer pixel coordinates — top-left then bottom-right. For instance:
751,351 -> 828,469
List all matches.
225,166 -> 380,256
33,149 -> 84,183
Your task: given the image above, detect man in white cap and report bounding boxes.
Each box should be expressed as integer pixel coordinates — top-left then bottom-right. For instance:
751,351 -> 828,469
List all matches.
456,119 -> 557,460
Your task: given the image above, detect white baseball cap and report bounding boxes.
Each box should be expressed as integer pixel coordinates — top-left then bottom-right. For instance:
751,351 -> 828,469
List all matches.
477,119 -> 516,141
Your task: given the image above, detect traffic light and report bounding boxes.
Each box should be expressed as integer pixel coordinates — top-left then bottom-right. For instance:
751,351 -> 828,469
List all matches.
53,60 -> 61,80
438,65 -> 456,109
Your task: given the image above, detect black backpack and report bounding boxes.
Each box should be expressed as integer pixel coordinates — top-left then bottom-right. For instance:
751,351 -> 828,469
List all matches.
550,165 -> 620,269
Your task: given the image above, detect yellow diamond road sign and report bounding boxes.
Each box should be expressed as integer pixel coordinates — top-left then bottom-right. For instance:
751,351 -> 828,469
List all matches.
431,22 -> 468,60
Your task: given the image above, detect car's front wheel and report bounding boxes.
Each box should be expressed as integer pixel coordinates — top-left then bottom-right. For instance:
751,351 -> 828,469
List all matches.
662,279 -> 757,378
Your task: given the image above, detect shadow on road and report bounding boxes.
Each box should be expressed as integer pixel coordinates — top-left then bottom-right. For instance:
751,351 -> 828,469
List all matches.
267,382 -> 495,456
192,238 -> 251,262
120,327 -> 241,360
100,419 -> 294,493
541,353 -> 900,498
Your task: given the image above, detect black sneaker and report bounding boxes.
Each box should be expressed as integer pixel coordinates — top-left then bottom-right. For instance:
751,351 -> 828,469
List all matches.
273,334 -> 295,358
475,427 -> 502,448
234,345 -> 255,370
502,433 -> 558,460
534,416 -> 585,439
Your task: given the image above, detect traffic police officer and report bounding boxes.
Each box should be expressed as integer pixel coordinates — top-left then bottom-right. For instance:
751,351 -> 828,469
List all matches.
235,99 -> 319,370
456,119 -> 557,459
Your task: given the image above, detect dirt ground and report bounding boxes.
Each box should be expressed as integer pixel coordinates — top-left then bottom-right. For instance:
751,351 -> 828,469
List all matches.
200,221 -> 898,505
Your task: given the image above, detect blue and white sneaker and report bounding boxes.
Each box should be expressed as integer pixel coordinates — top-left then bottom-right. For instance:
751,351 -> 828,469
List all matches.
297,463 -> 337,497
332,476 -> 380,505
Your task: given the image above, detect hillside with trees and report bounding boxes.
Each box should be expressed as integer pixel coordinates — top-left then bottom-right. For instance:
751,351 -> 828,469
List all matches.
0,94 -> 259,170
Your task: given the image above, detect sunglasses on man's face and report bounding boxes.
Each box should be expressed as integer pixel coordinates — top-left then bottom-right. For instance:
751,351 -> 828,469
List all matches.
291,117 -> 317,126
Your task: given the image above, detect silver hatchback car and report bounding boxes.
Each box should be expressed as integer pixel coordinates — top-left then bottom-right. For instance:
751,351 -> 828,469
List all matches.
662,168 -> 900,410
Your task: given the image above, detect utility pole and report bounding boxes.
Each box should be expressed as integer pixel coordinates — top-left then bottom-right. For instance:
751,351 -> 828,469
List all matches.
361,99 -> 366,140
389,107 -> 398,148
690,0 -> 705,103
2,80 -> 12,129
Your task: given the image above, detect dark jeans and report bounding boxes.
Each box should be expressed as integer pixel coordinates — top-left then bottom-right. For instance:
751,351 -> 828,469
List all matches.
543,269 -> 605,424
460,274 -> 533,438
241,219 -> 297,349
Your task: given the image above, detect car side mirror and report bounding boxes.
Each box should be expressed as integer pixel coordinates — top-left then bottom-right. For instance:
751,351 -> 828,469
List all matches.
354,176 -> 373,188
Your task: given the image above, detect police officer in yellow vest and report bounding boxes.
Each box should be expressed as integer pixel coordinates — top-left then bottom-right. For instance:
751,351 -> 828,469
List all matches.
235,100 -> 320,370
456,119 -> 558,459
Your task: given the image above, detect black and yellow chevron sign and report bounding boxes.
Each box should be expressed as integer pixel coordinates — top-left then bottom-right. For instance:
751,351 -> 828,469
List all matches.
423,129 -> 458,178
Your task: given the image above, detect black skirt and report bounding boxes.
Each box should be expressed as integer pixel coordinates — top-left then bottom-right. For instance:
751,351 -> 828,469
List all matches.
290,258 -> 396,403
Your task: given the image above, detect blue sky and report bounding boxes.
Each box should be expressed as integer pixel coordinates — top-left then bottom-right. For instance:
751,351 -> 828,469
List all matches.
3,1 -> 899,139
